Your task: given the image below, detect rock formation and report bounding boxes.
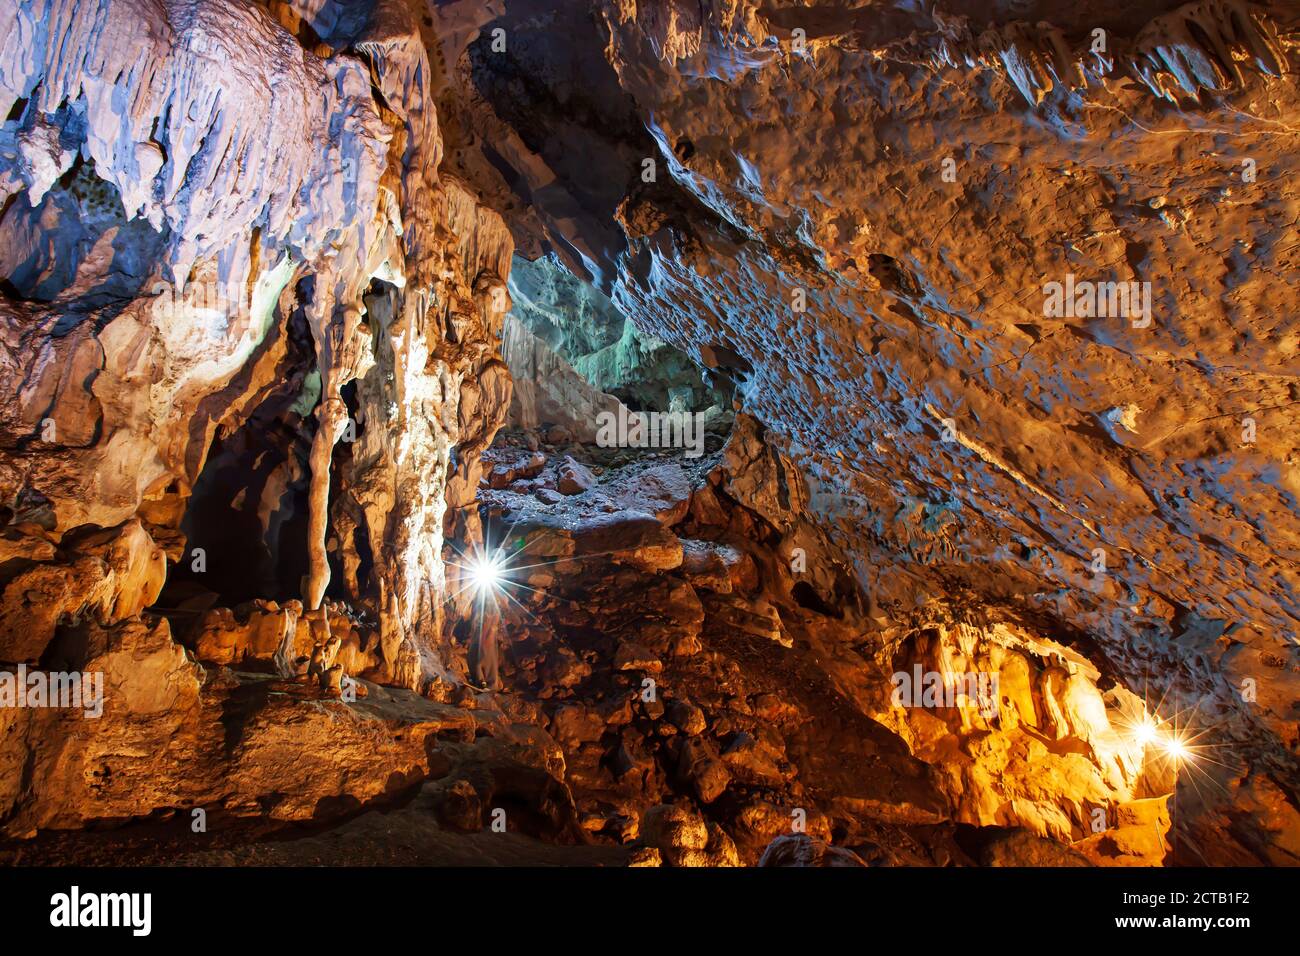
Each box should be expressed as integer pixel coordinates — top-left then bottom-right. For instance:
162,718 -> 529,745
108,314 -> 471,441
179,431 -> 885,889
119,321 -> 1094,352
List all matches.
501,312 -> 628,443
0,0 -> 1295,869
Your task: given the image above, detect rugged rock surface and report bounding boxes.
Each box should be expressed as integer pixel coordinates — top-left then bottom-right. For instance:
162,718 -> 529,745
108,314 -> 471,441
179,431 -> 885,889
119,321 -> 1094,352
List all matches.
0,0 -> 517,678
508,252 -> 723,412
433,0 -> 1300,865
467,423 -> 1188,864
0,0 -> 1295,867
502,312 -> 628,442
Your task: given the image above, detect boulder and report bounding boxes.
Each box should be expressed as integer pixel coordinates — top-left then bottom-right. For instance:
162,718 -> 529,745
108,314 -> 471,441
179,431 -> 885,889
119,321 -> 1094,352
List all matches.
676,737 -> 731,804
666,699 -> 707,736
640,803 -> 739,867
557,456 -> 597,495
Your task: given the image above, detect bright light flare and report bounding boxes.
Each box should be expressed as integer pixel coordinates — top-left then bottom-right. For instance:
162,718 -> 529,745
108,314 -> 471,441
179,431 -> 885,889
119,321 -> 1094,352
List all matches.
468,554 -> 506,594
1132,716 -> 1159,746
1127,710 -> 1198,767
1162,735 -> 1190,764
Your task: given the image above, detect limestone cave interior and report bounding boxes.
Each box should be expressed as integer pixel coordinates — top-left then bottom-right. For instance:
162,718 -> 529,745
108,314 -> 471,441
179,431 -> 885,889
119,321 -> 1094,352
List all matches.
0,0 -> 1297,904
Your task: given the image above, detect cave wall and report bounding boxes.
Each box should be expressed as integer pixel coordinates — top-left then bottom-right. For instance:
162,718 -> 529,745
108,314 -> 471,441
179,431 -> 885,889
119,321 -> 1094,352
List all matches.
508,251 -> 723,412
0,0 -> 513,683
431,0 -> 1300,862
0,0 -> 1294,863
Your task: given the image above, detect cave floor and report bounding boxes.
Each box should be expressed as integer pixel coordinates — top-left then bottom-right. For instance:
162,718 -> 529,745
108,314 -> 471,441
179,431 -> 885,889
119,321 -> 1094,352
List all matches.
0,805 -> 633,867
4,433 -> 1153,866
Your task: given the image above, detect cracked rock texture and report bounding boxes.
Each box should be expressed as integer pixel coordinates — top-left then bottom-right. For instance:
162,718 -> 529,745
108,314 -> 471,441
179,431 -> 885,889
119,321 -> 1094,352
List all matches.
0,0 -> 1296,866
434,0 -> 1300,864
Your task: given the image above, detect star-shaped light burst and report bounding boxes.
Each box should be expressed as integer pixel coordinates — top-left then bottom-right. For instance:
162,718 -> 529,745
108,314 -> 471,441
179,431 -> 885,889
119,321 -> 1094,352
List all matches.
467,551 -> 506,596
1130,713 -> 1160,747
1124,706 -> 1206,768
1121,680 -> 1233,792
444,516 -> 631,622
1162,734 -> 1190,765
445,529 -> 537,620
1119,681 -> 1238,866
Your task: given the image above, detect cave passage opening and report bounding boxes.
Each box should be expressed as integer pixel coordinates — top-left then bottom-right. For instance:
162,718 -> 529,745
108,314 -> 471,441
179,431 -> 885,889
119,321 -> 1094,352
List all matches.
504,251 -> 731,418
